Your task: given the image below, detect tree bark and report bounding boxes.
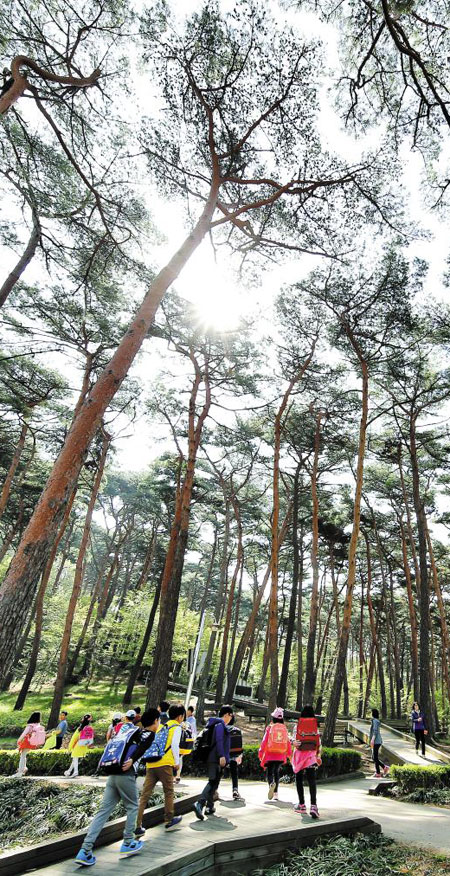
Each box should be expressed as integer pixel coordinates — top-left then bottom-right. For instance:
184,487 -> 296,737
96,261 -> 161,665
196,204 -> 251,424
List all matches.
122,574 -> 163,705
225,501 -> 292,703
268,350 -> 315,713
322,335 -> 368,746
0,422 -> 28,520
47,430 -> 110,728
303,411 -> 323,705
0,210 -> 41,307
408,413 -> 434,733
0,180 -> 220,683
145,364 -> 212,707
216,496 -> 243,703
13,488 -> 76,711
278,464 -> 301,708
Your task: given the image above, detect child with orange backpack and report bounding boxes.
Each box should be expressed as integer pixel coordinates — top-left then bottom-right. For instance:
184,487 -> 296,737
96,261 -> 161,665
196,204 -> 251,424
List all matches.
291,704 -> 321,818
258,707 -> 291,800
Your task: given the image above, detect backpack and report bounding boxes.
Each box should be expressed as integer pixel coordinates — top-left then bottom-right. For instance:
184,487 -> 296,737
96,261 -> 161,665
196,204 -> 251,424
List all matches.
143,723 -> 170,763
295,717 -> 319,751
266,722 -> 289,756
97,725 -> 139,773
29,725 -> 45,748
229,726 -> 243,756
193,725 -> 214,763
180,725 -> 194,756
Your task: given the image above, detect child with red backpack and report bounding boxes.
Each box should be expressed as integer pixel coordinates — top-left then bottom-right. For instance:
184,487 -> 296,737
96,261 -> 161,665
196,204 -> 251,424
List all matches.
258,707 -> 291,801
291,704 -> 321,819
15,711 -> 46,776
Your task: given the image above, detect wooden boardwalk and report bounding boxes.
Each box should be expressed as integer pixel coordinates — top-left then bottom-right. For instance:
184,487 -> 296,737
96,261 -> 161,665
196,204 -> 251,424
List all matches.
348,719 -> 450,766
30,778 -> 380,876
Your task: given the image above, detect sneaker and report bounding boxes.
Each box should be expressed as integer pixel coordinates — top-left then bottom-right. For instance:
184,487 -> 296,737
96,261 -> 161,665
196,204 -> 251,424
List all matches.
268,781 -> 276,800
75,849 -> 96,867
383,766 -> 390,777
232,790 -> 244,801
165,816 -> 182,831
119,840 -> 143,857
372,772 -> 382,778
64,769 -> 72,777
134,826 -> 146,839
294,803 -> 307,814
272,792 -> 278,801
205,806 -> 216,815
213,790 -> 219,801
193,801 -> 205,821
310,804 -> 319,819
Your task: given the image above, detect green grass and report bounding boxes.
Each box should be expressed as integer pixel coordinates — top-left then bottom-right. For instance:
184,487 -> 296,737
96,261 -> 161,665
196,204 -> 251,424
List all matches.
0,776 -> 164,851
265,833 -> 450,876
0,682 -> 149,738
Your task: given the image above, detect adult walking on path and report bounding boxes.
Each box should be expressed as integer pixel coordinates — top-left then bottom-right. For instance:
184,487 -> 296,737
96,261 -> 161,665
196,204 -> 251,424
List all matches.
65,714 -> 94,778
194,704 -> 234,820
75,708 -> 160,867
369,708 -> 389,778
411,702 -> 428,756
15,711 -> 45,776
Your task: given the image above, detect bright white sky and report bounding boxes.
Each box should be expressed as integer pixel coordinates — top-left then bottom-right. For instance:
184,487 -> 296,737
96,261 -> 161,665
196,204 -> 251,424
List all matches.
1,0 -> 450,487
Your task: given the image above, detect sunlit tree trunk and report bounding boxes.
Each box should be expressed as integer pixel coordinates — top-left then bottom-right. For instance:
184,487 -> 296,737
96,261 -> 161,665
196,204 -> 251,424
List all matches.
0,183 -> 220,683
278,464 -> 301,707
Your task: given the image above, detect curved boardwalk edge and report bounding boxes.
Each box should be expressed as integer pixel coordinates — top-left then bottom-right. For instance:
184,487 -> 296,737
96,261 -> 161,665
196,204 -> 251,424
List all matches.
0,792 -> 201,876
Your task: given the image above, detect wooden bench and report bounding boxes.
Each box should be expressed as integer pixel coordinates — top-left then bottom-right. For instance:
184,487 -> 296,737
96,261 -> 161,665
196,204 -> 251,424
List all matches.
245,705 -> 267,722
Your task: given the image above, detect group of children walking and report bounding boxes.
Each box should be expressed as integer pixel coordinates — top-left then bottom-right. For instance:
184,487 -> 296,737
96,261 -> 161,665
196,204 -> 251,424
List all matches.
15,696 -> 428,867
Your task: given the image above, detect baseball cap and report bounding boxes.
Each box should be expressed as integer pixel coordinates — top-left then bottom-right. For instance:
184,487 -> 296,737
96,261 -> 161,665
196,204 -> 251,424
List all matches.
112,712 -> 122,720
271,707 -> 284,719
125,709 -> 136,719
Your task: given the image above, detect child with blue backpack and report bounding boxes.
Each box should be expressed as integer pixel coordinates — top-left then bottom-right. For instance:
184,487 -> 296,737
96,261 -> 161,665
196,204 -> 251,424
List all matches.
74,708 -> 159,867
135,703 -> 185,835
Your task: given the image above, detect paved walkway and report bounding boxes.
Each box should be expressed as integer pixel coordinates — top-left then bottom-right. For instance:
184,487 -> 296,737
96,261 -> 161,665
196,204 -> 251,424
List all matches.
349,719 -> 450,765
32,775 -> 450,874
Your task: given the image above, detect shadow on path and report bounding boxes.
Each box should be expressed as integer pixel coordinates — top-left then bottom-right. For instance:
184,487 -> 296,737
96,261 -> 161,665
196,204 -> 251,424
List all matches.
189,815 -> 237,832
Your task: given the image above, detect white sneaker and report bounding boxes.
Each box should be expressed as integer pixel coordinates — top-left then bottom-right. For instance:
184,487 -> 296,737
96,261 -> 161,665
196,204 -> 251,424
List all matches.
272,792 -> 278,800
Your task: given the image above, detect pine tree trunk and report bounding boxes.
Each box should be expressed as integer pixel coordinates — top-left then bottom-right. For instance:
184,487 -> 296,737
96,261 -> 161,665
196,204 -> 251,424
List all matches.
0,209 -> 41,307
14,489 -> 76,711
0,183 -> 220,683
145,368 -> 211,707
425,524 -> 450,706
0,422 -> 28,520
216,498 -> 243,703
123,575 -> 162,705
197,509 -> 230,725
398,517 -> 419,700
295,517 -> 305,712
278,464 -> 301,707
225,502 -> 292,703
322,339 -> 368,746
409,415 -> 434,734
303,412 -> 322,704
47,431 -> 110,728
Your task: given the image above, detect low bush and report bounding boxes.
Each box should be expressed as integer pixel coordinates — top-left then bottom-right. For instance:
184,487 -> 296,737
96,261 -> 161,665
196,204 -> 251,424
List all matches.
182,745 -> 361,781
265,833 -> 450,876
0,743 -> 361,780
0,747 -> 105,776
396,787 -> 450,806
389,763 -> 450,795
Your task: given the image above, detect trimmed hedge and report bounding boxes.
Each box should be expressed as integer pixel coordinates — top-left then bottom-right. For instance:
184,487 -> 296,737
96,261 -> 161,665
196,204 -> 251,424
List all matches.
390,763 -> 450,795
0,747 -> 105,776
182,745 -> 361,781
0,744 -> 361,779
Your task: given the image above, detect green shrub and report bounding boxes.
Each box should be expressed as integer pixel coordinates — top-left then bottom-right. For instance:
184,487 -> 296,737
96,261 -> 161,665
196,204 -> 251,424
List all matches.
0,747 -> 105,776
182,745 -> 361,781
397,787 -> 450,806
389,763 -> 450,795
